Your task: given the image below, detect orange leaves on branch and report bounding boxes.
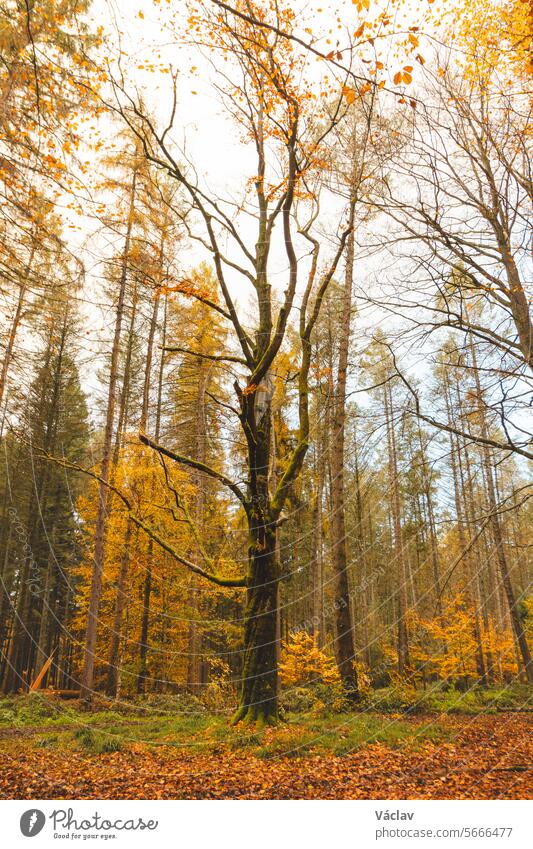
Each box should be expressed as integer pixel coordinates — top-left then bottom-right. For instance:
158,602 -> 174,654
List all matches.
342,82 -> 372,104
342,85 -> 356,104
393,66 -> 414,85
159,277 -> 213,301
242,383 -> 258,396
326,49 -> 344,61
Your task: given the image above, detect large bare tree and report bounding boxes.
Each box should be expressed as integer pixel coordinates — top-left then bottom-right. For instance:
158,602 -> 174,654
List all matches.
96,0 -> 361,723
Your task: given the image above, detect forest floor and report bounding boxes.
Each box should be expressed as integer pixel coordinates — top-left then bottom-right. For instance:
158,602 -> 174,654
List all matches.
0,691 -> 532,799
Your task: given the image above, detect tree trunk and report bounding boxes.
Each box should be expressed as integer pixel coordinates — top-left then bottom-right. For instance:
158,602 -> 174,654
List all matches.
444,375 -> 487,685
233,529 -> 279,726
106,519 -> 132,695
105,278 -> 139,696
384,382 -> 410,675
137,542 -> 152,694
0,240 -> 36,421
328,227 -> 359,700
80,166 -> 137,699
233,383 -> 279,725
311,445 -> 325,645
136,284 -> 161,695
187,361 -> 209,691
468,337 -> 533,682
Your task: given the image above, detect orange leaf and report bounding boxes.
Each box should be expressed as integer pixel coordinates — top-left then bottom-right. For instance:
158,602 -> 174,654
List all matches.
342,85 -> 356,104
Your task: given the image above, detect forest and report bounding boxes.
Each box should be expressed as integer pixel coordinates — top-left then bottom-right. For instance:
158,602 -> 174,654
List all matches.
0,0 -> 532,800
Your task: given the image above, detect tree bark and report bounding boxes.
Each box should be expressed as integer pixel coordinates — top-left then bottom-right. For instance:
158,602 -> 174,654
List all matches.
329,228 -> 359,699
384,382 -> 410,675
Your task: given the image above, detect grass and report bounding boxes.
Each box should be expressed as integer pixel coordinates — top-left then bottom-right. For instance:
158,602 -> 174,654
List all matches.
73,728 -> 125,754
0,683 -> 530,760
367,682 -> 533,714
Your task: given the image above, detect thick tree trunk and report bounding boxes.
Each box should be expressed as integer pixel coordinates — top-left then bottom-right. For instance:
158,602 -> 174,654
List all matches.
233,532 -> 278,726
233,380 -> 279,725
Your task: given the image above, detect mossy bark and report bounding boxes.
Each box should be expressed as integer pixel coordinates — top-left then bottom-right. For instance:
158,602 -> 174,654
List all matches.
233,391 -> 279,727
233,534 -> 279,726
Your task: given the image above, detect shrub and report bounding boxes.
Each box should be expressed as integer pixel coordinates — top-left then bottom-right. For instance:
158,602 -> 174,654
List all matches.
280,632 -> 340,687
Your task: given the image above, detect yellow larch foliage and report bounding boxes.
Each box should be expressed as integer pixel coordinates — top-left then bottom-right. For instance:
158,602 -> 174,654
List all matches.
279,631 -> 340,686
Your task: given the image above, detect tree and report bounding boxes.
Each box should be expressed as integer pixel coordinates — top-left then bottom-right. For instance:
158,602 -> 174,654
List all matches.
102,0 -> 359,724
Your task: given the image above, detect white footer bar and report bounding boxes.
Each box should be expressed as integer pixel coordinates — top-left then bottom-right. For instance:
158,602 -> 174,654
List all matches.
1,799 -> 531,848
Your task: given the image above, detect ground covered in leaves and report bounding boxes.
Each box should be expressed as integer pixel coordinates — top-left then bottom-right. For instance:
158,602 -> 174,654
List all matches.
0,693 -> 531,799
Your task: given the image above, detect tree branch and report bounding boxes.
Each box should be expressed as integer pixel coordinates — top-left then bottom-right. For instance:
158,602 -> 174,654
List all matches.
139,432 -> 250,512
34,447 -> 248,588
